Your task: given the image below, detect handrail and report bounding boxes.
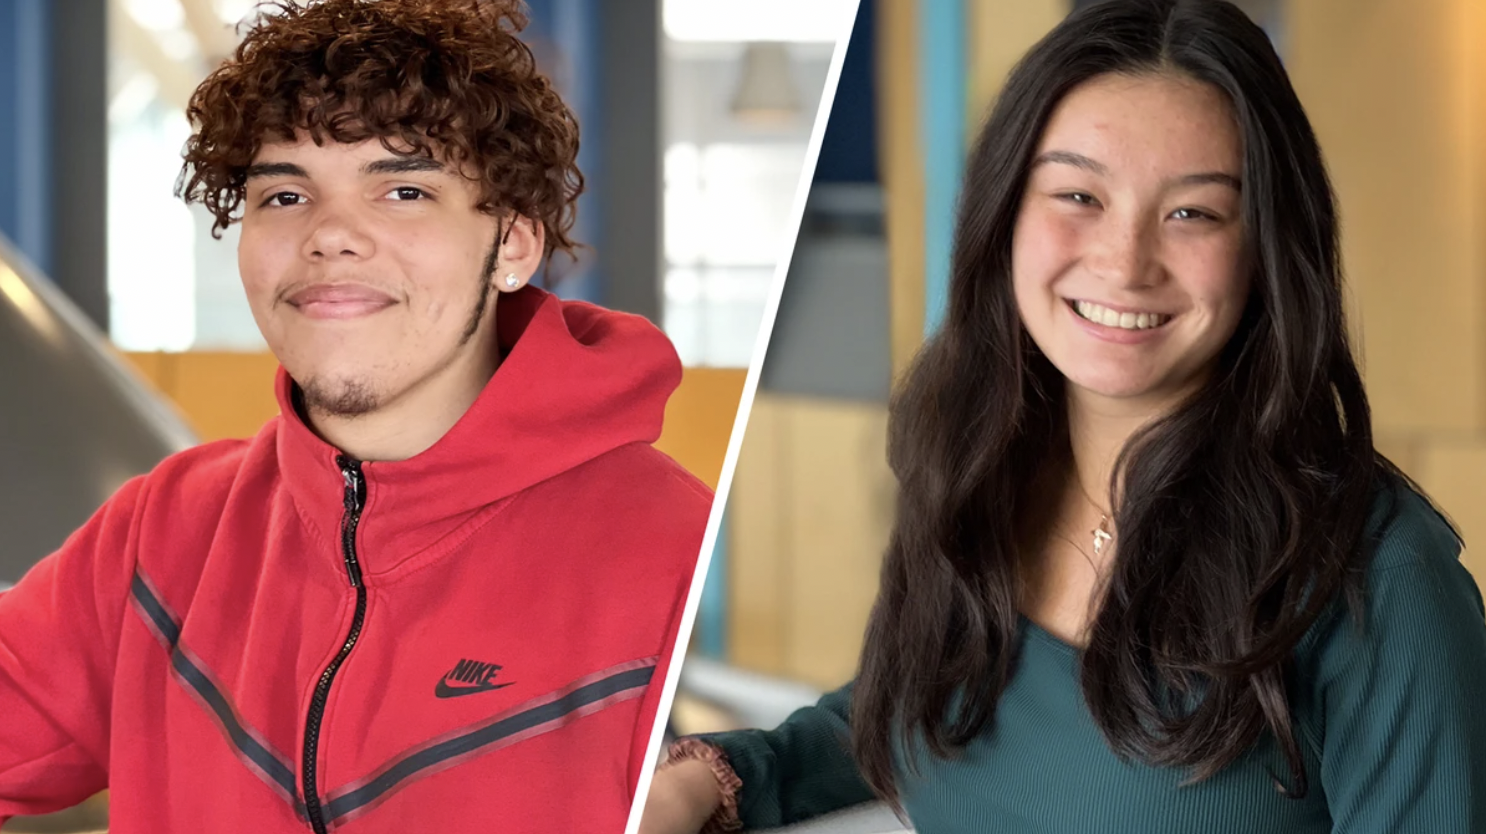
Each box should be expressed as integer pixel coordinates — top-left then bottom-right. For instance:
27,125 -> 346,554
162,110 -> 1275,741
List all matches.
0,234 -> 196,450
0,231 -> 196,580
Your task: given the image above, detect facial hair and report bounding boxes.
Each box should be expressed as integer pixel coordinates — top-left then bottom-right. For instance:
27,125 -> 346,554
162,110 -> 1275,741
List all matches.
300,233 -> 502,419
459,232 -> 502,345
299,376 -> 380,419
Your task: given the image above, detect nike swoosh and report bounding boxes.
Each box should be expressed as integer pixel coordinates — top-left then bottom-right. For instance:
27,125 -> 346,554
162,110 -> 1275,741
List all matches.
434,679 -> 515,699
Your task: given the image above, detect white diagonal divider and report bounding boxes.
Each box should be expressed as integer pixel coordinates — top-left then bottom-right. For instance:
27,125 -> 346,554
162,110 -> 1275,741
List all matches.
624,4 -> 862,832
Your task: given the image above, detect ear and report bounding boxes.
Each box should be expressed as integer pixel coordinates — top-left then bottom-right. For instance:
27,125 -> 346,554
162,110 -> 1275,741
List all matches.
493,215 -> 546,293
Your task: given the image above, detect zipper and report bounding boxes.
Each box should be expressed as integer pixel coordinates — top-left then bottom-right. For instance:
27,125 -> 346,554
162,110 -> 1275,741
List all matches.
302,455 -> 368,832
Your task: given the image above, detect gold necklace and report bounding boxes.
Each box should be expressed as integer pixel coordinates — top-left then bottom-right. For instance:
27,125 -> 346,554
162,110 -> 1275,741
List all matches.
1074,473 -> 1114,557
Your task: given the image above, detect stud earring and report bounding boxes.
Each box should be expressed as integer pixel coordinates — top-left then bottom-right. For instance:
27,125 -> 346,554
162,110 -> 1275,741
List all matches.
503,273 -> 520,289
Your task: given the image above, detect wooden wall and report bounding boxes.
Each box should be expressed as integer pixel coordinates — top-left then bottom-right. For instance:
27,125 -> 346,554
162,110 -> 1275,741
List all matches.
1287,0 -> 1486,581
726,393 -> 893,689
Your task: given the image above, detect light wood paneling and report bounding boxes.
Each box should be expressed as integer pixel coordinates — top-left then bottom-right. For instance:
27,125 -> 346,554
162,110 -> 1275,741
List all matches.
877,0 -> 927,379
172,352 -> 283,441
122,351 -> 279,442
1288,0 -> 1486,435
1287,0 -> 1486,596
727,393 -> 893,689
728,397 -> 792,674
783,398 -> 893,688
655,368 -> 746,490
965,0 -> 1064,132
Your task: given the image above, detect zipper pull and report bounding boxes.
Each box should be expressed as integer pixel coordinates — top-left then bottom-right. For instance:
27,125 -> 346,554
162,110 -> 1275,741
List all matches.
341,469 -> 360,513
337,455 -> 363,511
335,455 -> 365,588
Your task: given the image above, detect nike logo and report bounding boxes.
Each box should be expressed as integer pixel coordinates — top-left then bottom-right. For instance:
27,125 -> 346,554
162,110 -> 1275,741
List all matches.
435,659 -> 513,699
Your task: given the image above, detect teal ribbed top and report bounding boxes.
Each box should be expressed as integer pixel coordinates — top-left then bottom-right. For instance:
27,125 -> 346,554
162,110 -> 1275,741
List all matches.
702,484 -> 1486,832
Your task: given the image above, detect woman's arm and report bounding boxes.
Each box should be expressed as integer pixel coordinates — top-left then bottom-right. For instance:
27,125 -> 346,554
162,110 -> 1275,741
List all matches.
1311,500 -> 1486,832
642,683 -> 876,832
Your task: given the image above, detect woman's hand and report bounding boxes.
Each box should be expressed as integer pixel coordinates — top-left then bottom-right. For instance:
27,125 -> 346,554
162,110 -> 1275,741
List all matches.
638,757 -> 726,834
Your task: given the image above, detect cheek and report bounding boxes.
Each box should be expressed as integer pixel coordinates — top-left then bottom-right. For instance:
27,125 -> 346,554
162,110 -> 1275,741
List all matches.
1012,206 -> 1082,306
1175,236 -> 1249,325
398,242 -> 486,321
236,229 -> 285,302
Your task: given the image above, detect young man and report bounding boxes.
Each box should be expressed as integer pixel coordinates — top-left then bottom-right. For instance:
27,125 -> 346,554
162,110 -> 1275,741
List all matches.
0,1 -> 711,831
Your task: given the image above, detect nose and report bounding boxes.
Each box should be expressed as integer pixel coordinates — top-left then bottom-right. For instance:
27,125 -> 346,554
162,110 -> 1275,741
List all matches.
1086,211 -> 1159,289
300,201 -> 375,262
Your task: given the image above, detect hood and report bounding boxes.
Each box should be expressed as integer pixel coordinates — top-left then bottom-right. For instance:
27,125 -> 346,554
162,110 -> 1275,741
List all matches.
272,285 -> 683,573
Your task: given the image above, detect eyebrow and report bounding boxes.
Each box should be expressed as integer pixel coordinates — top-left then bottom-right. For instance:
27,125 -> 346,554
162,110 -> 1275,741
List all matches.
364,156 -> 446,175
243,156 -> 447,181
1031,149 -> 1241,192
1173,171 -> 1242,191
244,162 -> 307,180
1033,150 -> 1109,176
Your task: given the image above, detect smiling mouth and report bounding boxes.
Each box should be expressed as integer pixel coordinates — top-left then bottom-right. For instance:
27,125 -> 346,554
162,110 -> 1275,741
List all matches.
283,283 -> 397,319
1069,300 -> 1172,331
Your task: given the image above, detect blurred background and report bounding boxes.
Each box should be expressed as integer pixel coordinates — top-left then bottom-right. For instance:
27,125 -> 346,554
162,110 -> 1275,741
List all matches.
0,0 -> 849,829
672,0 -> 1486,816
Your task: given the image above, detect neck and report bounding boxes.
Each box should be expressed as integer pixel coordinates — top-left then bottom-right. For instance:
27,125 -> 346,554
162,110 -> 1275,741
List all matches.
1064,388 -> 1164,513
305,325 -> 502,463
1064,370 -> 1214,510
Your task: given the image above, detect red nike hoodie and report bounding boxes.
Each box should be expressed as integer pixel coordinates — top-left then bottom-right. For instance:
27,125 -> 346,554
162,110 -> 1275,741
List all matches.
0,287 -> 712,832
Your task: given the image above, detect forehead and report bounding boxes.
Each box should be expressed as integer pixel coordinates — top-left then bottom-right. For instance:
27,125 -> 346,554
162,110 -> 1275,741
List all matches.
250,133 -> 449,171
1036,72 -> 1241,175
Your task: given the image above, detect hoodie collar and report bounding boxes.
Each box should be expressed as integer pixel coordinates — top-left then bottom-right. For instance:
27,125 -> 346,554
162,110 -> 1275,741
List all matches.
274,286 -> 681,576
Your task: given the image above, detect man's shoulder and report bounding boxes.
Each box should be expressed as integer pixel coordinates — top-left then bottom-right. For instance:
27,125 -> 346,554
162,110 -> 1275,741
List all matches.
564,441 -> 715,509
133,421 -> 279,512
524,443 -> 715,569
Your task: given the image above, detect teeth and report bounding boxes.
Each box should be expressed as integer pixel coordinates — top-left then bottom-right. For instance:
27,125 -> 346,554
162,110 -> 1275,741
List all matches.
1073,300 -> 1168,330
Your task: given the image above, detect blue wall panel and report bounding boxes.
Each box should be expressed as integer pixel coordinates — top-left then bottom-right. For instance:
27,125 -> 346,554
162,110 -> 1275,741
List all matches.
920,0 -> 964,335
0,0 -> 53,276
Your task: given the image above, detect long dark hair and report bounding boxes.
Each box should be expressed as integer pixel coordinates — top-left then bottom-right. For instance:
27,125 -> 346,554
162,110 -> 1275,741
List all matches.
853,0 -> 1399,802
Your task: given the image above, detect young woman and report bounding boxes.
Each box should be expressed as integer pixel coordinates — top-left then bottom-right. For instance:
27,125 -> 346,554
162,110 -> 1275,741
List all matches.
642,0 -> 1486,831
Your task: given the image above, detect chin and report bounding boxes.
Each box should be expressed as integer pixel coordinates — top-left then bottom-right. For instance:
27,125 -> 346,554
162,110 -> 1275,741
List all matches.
1063,368 -> 1169,402
295,370 -> 386,418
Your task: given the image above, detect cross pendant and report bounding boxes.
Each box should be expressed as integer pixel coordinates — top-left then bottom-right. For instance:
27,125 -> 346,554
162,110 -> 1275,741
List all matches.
1092,515 -> 1113,557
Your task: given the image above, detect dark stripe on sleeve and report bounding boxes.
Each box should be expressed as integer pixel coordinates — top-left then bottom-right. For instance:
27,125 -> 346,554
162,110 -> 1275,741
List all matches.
128,568 -> 303,814
130,572 -> 181,647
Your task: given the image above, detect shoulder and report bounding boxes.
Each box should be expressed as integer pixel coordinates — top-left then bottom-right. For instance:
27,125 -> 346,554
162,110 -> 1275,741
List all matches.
133,432 -> 266,513
85,435 -> 259,533
558,441 -> 715,517
1295,476 -> 1486,827
117,423 -> 281,572
1305,474 -> 1484,679
1363,475 -> 1464,578
16,431 -> 271,620
527,443 -> 713,582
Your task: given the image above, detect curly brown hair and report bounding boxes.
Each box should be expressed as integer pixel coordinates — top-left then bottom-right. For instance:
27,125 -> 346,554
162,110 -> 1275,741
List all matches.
175,0 -> 583,256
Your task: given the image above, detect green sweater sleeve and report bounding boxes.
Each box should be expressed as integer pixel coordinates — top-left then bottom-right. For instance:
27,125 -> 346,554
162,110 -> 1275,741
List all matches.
1308,493 -> 1486,832
697,682 -> 876,829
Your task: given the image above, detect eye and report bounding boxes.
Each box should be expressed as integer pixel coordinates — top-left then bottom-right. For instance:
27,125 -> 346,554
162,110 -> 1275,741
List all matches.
388,186 -> 429,201
261,191 -> 304,208
1170,206 -> 1217,222
1056,191 -> 1100,208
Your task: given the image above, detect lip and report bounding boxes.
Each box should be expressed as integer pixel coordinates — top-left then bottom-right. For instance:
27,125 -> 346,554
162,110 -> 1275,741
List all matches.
284,283 -> 396,320
1064,298 -> 1174,345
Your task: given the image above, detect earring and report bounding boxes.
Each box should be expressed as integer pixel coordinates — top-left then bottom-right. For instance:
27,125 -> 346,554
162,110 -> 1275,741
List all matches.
503,273 -> 520,289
